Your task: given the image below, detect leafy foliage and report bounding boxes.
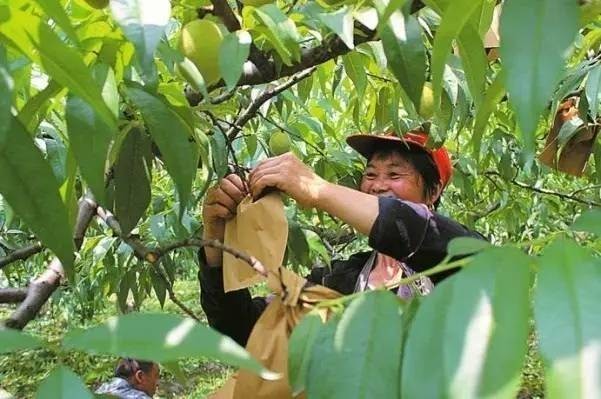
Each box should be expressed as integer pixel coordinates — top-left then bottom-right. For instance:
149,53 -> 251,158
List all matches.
0,0 -> 600,396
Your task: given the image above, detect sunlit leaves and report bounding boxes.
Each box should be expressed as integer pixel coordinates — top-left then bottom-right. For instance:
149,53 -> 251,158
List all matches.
246,4 -> 301,66
0,117 -> 74,273
0,7 -> 115,127
32,0 -> 79,45
534,239 -> 601,399
318,7 -> 354,50
34,366 -> 93,399
110,0 -> 171,85
379,10 -> 426,110
126,86 -> 199,215
342,52 -> 367,99
500,0 -> 579,149
219,30 -> 252,89
62,313 -> 275,378
0,329 -> 44,354
402,247 -> 531,398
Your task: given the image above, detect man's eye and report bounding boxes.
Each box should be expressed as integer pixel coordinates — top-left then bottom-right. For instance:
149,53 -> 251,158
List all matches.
364,173 -> 377,179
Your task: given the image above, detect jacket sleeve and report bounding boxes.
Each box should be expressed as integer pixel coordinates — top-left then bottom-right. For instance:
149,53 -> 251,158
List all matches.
198,250 -> 267,347
368,197 -> 486,283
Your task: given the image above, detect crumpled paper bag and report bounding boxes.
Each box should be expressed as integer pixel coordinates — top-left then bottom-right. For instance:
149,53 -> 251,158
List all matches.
539,98 -> 599,177
223,193 -> 288,292
210,267 -> 342,399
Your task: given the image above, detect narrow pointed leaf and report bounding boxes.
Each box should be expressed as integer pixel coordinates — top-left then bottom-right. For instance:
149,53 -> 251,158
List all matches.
379,12 -> 426,109
250,5 -> 301,66
110,0 -> 170,84
289,313 -> 325,395
0,44 -> 12,148
472,70 -> 506,156
219,30 -> 252,90
126,86 -> 199,214
35,366 -> 93,399
0,117 -> 74,273
0,329 -> 44,353
342,52 -> 367,99
62,313 -> 276,379
456,26 -> 487,109
500,0 -> 579,148
402,247 -> 531,399
534,239 -> 601,399
430,0 -> 482,111
113,127 -> 152,235
65,95 -> 116,206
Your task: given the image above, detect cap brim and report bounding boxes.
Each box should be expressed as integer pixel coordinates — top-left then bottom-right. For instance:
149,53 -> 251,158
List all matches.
346,134 -> 428,159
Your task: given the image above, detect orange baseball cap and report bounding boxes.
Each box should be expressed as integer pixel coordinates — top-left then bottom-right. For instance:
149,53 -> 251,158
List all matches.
346,130 -> 453,188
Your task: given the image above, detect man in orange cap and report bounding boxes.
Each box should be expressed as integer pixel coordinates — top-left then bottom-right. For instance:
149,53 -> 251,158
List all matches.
200,129 -> 484,346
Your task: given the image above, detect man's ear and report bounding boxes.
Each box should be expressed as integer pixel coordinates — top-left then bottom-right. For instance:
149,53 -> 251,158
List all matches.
427,182 -> 443,207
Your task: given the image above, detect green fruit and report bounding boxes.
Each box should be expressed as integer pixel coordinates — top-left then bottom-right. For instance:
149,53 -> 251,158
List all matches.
418,82 -> 434,120
179,20 -> 224,86
269,132 -> 291,156
84,0 -> 109,9
241,0 -> 273,6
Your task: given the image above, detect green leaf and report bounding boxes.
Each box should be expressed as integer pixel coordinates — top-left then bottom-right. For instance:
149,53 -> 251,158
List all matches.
556,116 -> 585,146
33,0 -> 79,45
379,12 -> 427,109
0,328 -> 44,353
113,126 -> 152,236
533,239 -> 601,399
65,95 -> 116,206
306,291 -> 404,399
109,0 -> 171,85
288,313 -> 325,395
585,65 -> 601,120
342,52 -> 367,99
0,8 -> 116,128
93,64 -> 120,119
456,26 -> 487,109
35,366 -> 93,399
571,209 -> 601,235
62,312 -> 276,379
472,70 -> 506,157
149,268 -> 167,308
210,131 -> 228,179
447,236 -> 491,257
219,30 -> 251,90
126,86 -> 199,214
430,0 -> 482,112
0,44 -> 13,148
17,80 -> 64,133
500,0 -> 579,149
0,117 -> 74,273
318,7 -> 354,50
402,246 -> 531,398
250,4 -> 301,66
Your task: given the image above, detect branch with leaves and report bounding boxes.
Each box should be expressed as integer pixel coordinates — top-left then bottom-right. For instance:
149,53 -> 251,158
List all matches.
2,196 -> 98,330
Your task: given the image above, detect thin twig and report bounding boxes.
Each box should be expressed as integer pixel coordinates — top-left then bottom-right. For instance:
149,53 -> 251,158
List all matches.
226,67 -> 317,141
485,171 -> 601,207
0,242 -> 44,270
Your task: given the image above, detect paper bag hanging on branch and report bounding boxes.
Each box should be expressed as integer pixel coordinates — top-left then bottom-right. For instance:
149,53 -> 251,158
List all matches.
210,267 -> 342,399
223,192 -> 288,292
539,97 -> 599,177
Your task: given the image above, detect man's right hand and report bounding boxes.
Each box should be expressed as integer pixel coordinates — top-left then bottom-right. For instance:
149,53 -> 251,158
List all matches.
202,174 -> 248,266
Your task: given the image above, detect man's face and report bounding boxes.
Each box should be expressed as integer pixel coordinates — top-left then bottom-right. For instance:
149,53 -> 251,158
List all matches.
359,151 -> 427,204
133,364 -> 160,396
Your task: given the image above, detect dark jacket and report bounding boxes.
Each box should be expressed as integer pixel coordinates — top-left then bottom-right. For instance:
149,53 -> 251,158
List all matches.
198,197 -> 485,346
